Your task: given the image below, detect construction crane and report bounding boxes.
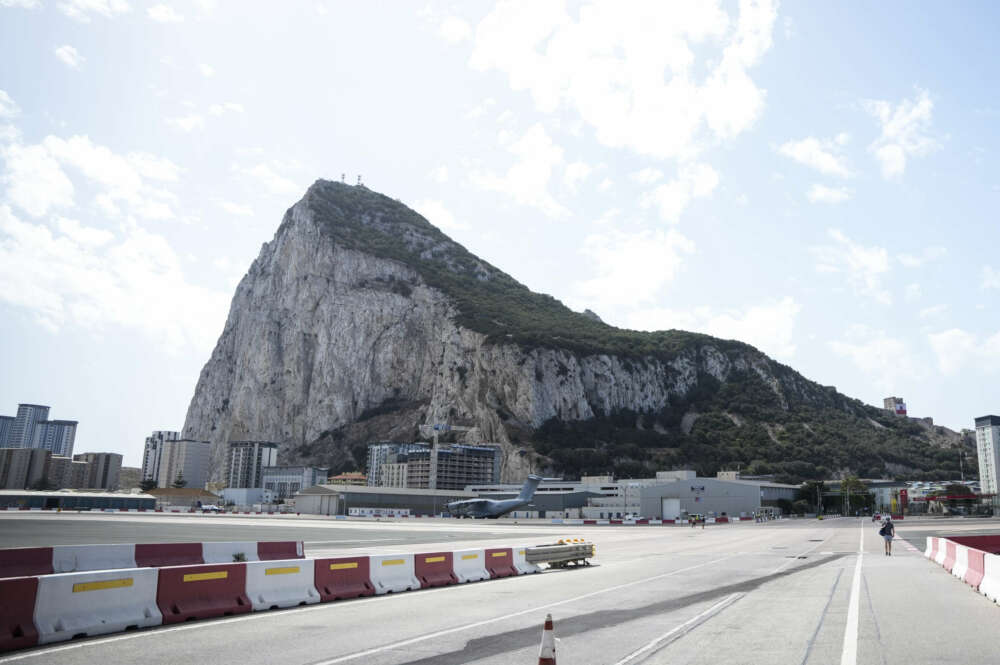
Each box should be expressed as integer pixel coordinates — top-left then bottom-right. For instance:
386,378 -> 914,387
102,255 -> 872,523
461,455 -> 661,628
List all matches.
417,423 -> 480,490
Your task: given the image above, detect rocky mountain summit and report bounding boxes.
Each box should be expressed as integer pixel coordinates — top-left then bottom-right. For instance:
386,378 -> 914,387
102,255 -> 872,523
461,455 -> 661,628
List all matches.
183,181 -> 972,483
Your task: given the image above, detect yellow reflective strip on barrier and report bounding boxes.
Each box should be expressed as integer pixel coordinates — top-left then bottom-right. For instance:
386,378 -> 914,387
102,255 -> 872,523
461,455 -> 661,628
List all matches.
491,552 -> 507,558
330,562 -> 358,570
183,571 -> 228,582
381,559 -> 405,566
461,554 -> 478,560
424,556 -> 446,563
72,578 -> 133,593
265,566 -> 300,576
518,550 -> 526,555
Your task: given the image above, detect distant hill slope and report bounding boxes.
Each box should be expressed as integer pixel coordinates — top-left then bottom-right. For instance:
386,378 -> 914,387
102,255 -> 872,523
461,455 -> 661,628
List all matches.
182,180 -> 974,483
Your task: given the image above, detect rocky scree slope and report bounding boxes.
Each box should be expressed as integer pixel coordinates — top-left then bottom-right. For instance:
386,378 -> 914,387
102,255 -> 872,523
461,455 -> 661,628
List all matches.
183,181 -> 972,483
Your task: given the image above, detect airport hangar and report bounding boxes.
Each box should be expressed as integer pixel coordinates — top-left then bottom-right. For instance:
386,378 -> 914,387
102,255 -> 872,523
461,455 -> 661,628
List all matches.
294,484 -> 477,516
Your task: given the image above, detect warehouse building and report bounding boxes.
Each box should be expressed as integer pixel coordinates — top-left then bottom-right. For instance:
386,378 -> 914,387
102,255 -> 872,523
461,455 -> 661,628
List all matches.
0,490 -> 155,511
295,484 -> 476,516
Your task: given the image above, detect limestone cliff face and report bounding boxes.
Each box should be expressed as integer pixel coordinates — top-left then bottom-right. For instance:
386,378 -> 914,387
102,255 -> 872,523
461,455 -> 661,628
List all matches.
180,182 -> 878,482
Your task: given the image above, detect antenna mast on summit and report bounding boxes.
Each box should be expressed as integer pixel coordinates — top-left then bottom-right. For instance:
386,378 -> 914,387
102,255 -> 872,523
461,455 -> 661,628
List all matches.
341,173 -> 345,183
357,175 -> 362,186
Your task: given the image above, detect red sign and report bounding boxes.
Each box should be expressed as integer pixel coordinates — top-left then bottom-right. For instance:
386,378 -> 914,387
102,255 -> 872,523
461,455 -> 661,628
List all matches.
899,489 -> 908,508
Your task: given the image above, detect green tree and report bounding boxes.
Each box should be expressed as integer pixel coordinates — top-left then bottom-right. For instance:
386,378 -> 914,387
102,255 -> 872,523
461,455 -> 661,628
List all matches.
840,476 -> 872,513
171,472 -> 187,489
139,478 -> 157,492
796,480 -> 827,512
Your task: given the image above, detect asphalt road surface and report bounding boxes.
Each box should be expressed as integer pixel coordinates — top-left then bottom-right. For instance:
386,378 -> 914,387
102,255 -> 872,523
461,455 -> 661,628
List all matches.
1,514 -> 998,665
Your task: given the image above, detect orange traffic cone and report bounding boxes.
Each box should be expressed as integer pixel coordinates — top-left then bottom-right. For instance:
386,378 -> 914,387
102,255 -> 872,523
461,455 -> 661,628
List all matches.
538,613 -> 556,664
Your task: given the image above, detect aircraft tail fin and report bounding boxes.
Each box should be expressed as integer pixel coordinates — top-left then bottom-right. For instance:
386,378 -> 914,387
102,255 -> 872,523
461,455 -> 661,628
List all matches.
518,474 -> 542,502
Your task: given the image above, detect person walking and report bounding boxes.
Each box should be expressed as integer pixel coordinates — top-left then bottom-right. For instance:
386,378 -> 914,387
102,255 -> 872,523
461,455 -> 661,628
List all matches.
879,516 -> 896,555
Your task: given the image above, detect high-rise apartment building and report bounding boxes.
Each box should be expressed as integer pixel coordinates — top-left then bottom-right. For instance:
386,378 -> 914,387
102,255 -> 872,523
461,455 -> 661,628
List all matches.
73,452 -> 123,490
975,415 -> 1000,497
142,431 -> 180,482
156,439 -> 210,489
403,444 -> 500,490
0,448 -> 50,489
225,441 -> 278,489
366,442 -> 429,486
0,416 -> 14,447
32,420 -> 78,457
8,404 -> 50,448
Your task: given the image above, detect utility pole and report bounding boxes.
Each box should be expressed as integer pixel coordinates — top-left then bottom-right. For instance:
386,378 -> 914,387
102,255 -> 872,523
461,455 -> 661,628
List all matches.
960,449 -> 965,482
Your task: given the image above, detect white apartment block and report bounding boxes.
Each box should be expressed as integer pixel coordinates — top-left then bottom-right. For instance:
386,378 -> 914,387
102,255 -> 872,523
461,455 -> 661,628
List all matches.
157,439 -> 211,489
226,441 -> 278,489
975,415 -> 1000,496
142,430 -> 180,482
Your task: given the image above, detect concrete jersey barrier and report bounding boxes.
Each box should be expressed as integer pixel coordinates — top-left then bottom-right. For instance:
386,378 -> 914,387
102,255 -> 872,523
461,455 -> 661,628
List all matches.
245,559 -> 320,610
53,544 -> 137,573
0,576 -> 39,651
512,546 -> 542,575
452,549 -> 490,583
484,548 -> 517,578
156,563 -> 251,623
203,542 -> 260,563
414,552 -> 457,588
33,568 -> 162,644
313,556 -> 374,601
369,554 -> 420,594
979,553 -> 1000,602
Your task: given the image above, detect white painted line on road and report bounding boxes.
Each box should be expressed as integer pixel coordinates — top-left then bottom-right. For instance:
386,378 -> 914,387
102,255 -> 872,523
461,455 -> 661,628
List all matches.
840,521 -> 865,665
311,555 -> 736,665
0,555 -> 736,663
609,593 -> 743,665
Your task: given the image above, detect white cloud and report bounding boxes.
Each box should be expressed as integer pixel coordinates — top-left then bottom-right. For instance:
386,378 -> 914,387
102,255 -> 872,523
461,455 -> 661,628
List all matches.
428,165 -> 449,183
217,200 -> 253,217
236,162 -> 301,197
829,325 -> 919,386
0,90 -> 20,119
778,136 -> 852,177
811,229 -> 891,304
147,3 -> 182,22
904,282 -> 921,302
630,168 -> 664,185
928,328 -> 1000,375
55,216 -> 114,247
54,45 -> 85,69
466,97 -> 495,120
412,198 -> 468,232
1,0 -> 42,7
919,304 -> 948,319
597,177 -> 613,192
865,89 -> 938,179
439,16 -> 472,43
0,205 -> 228,352
563,161 -> 592,193
897,246 -> 946,268
468,0 -> 777,160
981,266 -> 1000,290
208,102 -> 244,116
198,63 -> 215,78
469,123 -> 568,218
807,184 -> 851,204
574,228 -> 694,307
40,135 -> 178,220
628,297 -> 802,360
58,0 -> 130,22
166,115 -> 205,132
643,162 -> 718,222
2,143 -> 75,216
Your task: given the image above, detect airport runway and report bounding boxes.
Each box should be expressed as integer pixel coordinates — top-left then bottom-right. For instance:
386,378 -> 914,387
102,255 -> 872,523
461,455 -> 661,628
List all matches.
1,514 -> 997,665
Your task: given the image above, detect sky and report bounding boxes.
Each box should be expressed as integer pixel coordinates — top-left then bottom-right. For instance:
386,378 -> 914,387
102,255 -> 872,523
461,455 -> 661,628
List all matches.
0,1 -> 998,467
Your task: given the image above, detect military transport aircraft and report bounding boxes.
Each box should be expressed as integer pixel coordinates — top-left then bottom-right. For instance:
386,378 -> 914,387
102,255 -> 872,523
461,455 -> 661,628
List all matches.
446,474 -> 542,518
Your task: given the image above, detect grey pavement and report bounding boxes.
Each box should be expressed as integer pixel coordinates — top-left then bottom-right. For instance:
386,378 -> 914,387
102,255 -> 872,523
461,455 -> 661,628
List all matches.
0,515 -> 997,664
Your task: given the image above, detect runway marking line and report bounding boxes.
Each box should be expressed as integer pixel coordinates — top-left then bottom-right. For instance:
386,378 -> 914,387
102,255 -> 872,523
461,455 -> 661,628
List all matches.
610,593 -> 744,665
840,521 -> 865,665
